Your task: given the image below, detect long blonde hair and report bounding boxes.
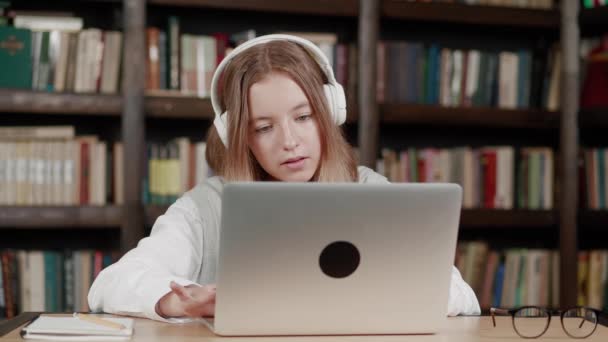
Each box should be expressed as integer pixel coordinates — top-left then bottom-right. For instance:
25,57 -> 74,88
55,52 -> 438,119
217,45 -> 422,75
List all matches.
206,40 -> 357,182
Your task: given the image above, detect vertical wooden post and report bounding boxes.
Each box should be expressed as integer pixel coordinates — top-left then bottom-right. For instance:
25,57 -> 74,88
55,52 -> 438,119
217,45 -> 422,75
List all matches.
559,0 -> 579,308
358,0 -> 380,169
121,0 -> 146,253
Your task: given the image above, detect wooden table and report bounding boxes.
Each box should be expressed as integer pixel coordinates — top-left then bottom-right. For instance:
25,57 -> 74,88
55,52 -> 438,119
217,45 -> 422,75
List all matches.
1,314 -> 607,341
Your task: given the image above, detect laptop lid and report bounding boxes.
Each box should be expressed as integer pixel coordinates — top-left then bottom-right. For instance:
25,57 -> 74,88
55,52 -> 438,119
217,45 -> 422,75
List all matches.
213,182 -> 462,336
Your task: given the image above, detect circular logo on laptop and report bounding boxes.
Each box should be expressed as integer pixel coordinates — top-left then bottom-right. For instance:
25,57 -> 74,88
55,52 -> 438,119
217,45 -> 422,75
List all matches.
319,241 -> 360,278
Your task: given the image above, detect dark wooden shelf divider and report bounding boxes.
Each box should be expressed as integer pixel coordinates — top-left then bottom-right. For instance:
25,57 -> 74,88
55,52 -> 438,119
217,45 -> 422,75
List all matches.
580,6 -> 608,31
381,1 -> 559,28
579,108 -> 608,127
460,209 -> 556,229
381,104 -> 559,128
0,89 -> 122,116
0,206 -> 122,229
145,95 -> 215,119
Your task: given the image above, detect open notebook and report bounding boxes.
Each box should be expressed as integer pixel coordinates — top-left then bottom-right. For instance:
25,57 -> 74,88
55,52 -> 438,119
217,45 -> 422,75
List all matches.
21,314 -> 134,341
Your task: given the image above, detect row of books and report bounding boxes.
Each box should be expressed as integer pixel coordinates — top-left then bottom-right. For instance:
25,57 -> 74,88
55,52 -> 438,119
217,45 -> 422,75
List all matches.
583,148 -> 608,210
405,0 -> 555,8
144,140 -> 212,205
377,42 -> 561,111
145,20 -> 356,100
0,126 -> 113,206
0,249 -> 118,319
376,147 -> 554,210
0,14 -> 122,93
457,241 -> 608,311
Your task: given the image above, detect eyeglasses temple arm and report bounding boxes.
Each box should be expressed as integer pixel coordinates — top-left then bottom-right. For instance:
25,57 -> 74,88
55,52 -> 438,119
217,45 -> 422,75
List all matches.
490,308 -> 510,327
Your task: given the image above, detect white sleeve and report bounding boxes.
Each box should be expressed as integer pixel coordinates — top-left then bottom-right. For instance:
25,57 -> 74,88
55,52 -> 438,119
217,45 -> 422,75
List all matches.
447,265 -> 481,316
88,196 -> 205,322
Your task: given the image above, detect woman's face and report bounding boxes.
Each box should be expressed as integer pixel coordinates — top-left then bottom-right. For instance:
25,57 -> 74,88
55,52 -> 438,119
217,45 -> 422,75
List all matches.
247,72 -> 322,182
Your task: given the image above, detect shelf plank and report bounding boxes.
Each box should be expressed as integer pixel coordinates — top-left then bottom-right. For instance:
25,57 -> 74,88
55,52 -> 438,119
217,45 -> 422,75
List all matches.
460,209 -> 556,228
0,206 -> 122,229
147,0 -> 359,17
381,1 -> 559,28
0,89 -> 122,116
145,95 -> 215,119
579,210 -> 608,228
580,107 -> 608,127
144,205 -> 555,229
381,104 -> 559,128
144,205 -> 170,227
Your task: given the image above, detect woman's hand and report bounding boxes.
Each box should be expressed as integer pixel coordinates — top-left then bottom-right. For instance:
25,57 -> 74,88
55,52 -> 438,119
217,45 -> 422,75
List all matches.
156,281 -> 216,318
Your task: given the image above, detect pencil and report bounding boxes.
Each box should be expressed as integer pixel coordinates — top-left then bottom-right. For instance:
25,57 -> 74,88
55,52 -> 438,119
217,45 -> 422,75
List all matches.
74,313 -> 127,330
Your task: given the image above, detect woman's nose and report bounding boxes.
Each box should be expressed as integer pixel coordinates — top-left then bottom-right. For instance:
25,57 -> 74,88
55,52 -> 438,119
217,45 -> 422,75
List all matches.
280,123 -> 298,150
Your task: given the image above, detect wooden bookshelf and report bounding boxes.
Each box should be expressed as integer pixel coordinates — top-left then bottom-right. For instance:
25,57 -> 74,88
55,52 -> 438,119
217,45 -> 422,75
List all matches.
144,205 -> 169,227
0,90 -> 121,116
579,210 -> 608,228
579,108 -> 608,127
147,0 -> 359,17
0,206 -> 122,228
460,209 -> 556,229
381,104 -> 559,128
381,1 -> 559,28
142,205 -> 556,230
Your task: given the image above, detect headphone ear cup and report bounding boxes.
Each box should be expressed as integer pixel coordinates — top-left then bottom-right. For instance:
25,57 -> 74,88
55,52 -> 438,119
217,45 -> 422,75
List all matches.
323,83 -> 347,125
213,111 -> 230,147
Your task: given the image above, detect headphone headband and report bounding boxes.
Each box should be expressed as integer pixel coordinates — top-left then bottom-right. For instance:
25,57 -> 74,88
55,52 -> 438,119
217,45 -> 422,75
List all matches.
210,34 -> 345,147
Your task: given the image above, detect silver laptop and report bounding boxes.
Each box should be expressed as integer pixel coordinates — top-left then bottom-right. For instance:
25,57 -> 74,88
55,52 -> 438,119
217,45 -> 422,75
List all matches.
205,182 -> 462,336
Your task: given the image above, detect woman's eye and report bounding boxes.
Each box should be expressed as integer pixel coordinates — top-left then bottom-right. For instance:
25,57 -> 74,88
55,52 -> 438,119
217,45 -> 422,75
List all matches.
255,125 -> 272,134
296,114 -> 312,122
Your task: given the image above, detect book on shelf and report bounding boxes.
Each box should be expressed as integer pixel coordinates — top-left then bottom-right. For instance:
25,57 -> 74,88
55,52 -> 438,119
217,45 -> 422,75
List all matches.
0,126 -> 119,206
377,41 -> 561,111
145,138 -> 211,206
377,146 -> 553,210
0,249 -> 118,319
456,241 -> 608,311
145,18 -> 356,101
0,12 -> 122,93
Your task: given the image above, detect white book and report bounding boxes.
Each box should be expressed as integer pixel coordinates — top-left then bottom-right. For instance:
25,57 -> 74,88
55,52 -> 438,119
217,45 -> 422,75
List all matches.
54,31 -> 71,92
100,31 -> 122,94
440,49 -> 452,107
495,147 -> 514,209
5,143 -> 16,205
74,30 -> 88,93
196,37 -> 207,98
465,50 -> 480,106
28,251 -> 46,312
98,142 -> 107,205
113,143 -> 124,205
450,50 -> 463,107
498,52 -> 519,109
14,15 -> 83,32
0,143 -> 6,205
543,149 -> 554,210
17,251 -> 30,312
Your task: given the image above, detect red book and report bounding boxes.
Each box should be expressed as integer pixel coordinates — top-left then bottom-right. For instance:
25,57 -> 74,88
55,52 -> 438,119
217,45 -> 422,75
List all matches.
581,37 -> 608,108
80,141 -> 90,205
482,149 -> 497,209
94,251 -> 103,278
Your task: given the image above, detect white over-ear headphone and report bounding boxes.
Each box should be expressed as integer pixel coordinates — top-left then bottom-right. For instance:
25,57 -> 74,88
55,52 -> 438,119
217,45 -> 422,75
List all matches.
210,34 -> 347,147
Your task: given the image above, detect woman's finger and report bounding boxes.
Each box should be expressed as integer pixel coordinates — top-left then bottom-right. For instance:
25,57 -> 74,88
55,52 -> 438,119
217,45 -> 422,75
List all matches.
170,281 -> 192,301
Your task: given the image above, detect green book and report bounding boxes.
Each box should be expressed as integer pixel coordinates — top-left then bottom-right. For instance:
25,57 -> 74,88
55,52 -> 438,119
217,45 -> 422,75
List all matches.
0,26 -> 32,89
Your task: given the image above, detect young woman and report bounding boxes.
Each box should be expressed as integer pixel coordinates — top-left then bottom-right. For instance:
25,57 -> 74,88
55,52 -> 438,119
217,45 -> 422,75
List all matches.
88,35 -> 480,322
